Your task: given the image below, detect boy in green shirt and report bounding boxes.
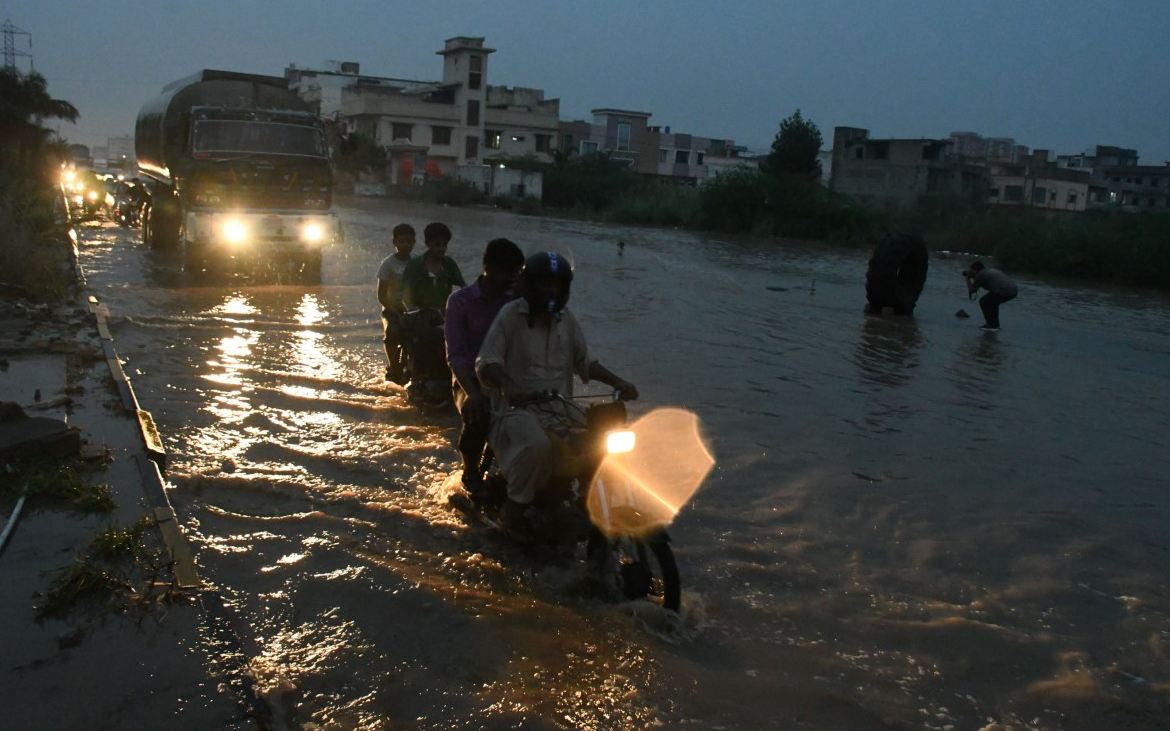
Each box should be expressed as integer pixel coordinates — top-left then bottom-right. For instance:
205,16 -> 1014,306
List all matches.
401,222 -> 466,311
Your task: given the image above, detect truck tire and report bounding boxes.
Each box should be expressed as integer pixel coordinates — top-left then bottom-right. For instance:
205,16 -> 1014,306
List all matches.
864,232 -> 929,316
145,197 -> 181,250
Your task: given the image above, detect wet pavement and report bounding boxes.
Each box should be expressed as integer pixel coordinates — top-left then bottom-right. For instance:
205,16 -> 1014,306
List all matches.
0,247 -> 248,729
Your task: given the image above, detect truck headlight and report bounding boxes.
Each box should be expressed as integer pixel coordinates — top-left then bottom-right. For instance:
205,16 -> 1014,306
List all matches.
222,218 -> 248,244
301,222 -> 324,243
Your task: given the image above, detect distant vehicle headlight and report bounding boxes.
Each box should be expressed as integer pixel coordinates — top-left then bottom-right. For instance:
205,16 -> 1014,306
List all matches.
87,190 -> 99,201
222,219 -> 248,244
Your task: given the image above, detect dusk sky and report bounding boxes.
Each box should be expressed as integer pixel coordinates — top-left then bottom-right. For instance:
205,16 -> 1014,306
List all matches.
4,0 -> 1169,164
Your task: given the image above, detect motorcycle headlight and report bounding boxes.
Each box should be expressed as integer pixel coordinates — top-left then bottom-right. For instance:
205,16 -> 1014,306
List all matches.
605,430 -> 636,455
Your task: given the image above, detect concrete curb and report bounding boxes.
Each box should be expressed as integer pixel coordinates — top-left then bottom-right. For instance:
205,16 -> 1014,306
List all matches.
75,239 -> 199,587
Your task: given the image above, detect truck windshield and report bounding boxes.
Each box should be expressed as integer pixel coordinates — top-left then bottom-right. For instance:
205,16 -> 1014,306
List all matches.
192,120 -> 326,158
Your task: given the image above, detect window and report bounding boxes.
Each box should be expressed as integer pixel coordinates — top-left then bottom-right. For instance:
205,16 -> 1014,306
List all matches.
1067,191 -> 1077,205
697,152 -> 705,165
562,134 -> 574,152
534,134 -> 552,152
616,123 -> 631,152
581,141 -> 598,155
871,142 -> 889,160
465,135 -> 478,160
485,130 -> 501,149
469,56 -> 482,90
988,187 -> 999,199
391,123 -> 412,141
431,126 -> 452,146
466,100 -> 480,126
1004,185 -> 1024,202
675,150 -> 690,165
659,148 -> 668,163
1033,187 -> 1048,204
1153,178 -> 1161,187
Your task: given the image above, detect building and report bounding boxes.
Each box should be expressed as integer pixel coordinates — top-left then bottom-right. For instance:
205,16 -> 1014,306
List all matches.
1081,146 -> 1170,211
948,131 -> 1028,163
829,127 -> 988,206
559,109 -> 752,186
986,150 -> 1090,211
286,37 -> 559,196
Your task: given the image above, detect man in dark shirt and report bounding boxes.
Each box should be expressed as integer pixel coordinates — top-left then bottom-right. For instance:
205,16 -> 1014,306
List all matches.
444,238 -> 525,494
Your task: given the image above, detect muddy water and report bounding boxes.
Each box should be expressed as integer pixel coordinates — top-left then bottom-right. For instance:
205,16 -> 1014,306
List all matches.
76,201 -> 1170,730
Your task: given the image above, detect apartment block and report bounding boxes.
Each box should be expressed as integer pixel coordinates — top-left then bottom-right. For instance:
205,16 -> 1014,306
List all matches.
286,37 -> 559,195
829,127 -> 988,206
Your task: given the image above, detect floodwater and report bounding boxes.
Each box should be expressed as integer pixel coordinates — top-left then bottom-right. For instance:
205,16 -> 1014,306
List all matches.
76,200 -> 1170,730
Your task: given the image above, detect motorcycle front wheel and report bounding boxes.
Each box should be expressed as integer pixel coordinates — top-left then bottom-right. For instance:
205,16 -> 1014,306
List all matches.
588,529 -> 681,612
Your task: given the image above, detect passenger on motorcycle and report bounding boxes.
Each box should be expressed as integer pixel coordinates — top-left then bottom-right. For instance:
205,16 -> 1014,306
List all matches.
398,222 -> 466,403
400,222 -> 466,311
376,223 -> 416,384
475,251 -> 639,542
444,238 -> 525,497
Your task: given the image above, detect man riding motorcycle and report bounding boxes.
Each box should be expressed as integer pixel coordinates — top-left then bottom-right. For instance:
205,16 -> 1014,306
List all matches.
475,251 -> 638,543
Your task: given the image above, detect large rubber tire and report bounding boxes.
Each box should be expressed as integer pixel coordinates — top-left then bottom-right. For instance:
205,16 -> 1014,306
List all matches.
145,196 -> 181,250
864,232 -> 929,315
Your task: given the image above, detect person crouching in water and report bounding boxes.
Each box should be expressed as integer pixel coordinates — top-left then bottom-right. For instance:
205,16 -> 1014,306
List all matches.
475,251 -> 639,543
965,260 -> 1018,332
444,238 -> 525,502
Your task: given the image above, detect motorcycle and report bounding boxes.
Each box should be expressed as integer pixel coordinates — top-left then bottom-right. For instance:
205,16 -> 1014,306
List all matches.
393,307 -> 455,408
450,391 -> 685,613
112,196 -> 141,228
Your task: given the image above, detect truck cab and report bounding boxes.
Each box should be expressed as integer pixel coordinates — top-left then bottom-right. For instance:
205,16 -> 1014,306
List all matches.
136,70 -> 342,275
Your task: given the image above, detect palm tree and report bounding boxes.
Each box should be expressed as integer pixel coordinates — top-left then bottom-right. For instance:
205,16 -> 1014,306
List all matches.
0,67 -> 79,176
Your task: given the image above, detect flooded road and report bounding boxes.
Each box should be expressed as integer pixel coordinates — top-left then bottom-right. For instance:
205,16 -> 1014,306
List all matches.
77,200 -> 1170,730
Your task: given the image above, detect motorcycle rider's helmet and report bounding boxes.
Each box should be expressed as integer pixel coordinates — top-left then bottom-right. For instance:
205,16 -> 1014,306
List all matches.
521,251 -> 573,315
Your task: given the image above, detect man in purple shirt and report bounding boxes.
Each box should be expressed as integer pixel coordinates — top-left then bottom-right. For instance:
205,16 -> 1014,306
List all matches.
445,238 -> 526,494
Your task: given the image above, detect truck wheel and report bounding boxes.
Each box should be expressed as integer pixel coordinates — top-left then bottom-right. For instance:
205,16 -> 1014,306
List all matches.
864,232 -> 929,316
141,205 -> 153,247
154,205 -> 181,250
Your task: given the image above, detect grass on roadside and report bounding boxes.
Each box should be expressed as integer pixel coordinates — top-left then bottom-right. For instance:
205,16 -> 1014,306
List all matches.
34,518 -> 180,623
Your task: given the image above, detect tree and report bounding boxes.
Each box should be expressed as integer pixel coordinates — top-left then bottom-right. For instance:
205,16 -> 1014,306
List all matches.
0,67 -> 79,176
763,109 -> 823,180
333,132 -> 386,175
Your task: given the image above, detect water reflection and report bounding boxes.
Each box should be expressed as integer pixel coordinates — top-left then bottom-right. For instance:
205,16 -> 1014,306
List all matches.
853,315 -> 924,388
206,328 -> 259,389
946,332 -> 1004,408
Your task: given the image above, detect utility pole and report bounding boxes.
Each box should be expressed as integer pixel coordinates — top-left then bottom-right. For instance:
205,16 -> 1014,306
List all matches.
2,19 -> 34,72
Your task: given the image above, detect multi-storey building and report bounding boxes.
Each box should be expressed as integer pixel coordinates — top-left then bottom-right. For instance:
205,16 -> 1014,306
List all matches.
286,37 -> 559,196
986,150 -> 1090,211
1081,146 -> 1170,211
559,109 -> 753,186
829,127 -> 988,205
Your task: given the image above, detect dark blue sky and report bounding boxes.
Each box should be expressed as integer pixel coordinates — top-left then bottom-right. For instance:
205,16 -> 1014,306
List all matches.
5,0 -> 1169,163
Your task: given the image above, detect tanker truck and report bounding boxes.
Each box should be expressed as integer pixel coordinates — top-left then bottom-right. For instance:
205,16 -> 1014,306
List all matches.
135,69 -> 341,273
